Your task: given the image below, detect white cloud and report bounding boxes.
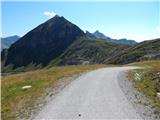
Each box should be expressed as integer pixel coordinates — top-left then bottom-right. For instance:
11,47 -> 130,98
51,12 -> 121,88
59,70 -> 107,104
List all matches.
44,11 -> 56,18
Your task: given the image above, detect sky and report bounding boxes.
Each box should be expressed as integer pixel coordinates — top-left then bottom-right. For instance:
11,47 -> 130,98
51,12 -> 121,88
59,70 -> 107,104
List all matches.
1,0 -> 160,42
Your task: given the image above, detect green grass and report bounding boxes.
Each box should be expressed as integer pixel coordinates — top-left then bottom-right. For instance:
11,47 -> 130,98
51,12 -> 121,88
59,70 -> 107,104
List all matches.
1,64 -> 109,120
128,60 -> 160,114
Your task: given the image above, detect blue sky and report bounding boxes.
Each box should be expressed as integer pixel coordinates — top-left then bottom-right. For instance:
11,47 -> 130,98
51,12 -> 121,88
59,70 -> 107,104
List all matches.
1,0 -> 160,42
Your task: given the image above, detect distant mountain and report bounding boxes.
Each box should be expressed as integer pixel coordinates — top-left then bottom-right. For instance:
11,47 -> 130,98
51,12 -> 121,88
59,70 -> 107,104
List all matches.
2,15 -> 85,68
117,38 -> 137,45
2,15 -> 158,71
93,30 -> 111,40
1,15 -> 130,70
86,30 -> 137,45
105,38 -> 160,64
1,35 -> 20,50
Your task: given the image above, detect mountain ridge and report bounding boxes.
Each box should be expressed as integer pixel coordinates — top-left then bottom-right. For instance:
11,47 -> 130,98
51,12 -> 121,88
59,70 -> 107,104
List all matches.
1,15 -> 159,72
86,30 -> 137,45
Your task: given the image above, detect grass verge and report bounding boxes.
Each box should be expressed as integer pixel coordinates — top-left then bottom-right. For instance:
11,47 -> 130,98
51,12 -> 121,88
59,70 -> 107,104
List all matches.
1,64 -> 109,120
128,60 -> 160,115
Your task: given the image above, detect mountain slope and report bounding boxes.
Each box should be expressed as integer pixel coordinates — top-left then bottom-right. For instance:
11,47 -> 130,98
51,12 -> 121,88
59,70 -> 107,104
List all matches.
106,38 -> 160,64
49,37 -> 129,65
1,35 -> 20,50
2,15 -> 85,68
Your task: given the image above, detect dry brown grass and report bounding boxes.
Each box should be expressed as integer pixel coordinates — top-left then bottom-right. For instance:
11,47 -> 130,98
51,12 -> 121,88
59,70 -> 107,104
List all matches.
1,64 -> 109,120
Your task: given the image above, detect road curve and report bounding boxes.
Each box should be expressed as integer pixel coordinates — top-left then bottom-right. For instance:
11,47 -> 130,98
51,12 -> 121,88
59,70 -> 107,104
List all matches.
34,67 -> 141,119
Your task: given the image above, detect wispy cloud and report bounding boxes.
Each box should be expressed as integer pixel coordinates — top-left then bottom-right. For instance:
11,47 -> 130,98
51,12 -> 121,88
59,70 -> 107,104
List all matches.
44,11 -> 56,18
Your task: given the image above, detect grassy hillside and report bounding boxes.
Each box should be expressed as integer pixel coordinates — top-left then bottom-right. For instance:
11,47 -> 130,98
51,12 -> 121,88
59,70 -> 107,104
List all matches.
2,64 -> 109,120
106,38 -> 160,64
50,37 -> 129,65
128,60 -> 160,115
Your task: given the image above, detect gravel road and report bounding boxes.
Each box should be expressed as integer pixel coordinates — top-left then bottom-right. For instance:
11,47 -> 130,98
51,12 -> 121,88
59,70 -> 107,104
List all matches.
34,67 -> 142,119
